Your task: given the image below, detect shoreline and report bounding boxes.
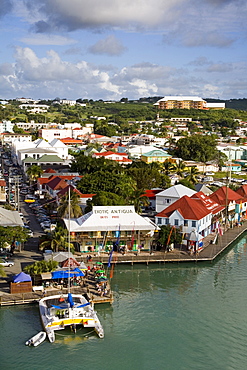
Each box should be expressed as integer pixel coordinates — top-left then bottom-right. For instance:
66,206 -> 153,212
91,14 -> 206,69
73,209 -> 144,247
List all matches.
1,222 -> 247,306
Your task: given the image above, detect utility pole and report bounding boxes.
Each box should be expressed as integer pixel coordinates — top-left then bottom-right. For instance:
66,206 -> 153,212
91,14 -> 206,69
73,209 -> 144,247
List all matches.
17,177 -> 20,212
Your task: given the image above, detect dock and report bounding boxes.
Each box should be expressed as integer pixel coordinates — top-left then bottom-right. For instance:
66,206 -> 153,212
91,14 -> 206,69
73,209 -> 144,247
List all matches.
0,271 -> 114,307
1,222 -> 247,306
76,222 -> 247,265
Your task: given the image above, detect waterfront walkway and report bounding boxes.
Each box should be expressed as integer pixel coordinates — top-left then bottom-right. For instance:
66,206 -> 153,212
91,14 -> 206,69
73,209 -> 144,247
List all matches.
77,221 -> 247,265
1,221 -> 247,306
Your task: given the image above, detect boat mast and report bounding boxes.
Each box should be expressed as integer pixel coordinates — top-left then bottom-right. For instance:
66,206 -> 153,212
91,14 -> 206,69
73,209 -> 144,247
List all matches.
68,186 -> 71,294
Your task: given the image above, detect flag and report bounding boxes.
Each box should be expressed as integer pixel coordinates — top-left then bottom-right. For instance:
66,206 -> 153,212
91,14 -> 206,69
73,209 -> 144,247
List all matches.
107,247 -> 114,268
115,224 -> 121,246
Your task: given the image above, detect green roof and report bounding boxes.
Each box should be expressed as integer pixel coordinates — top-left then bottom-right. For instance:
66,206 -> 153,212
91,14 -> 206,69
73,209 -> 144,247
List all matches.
38,154 -> 64,163
23,155 -> 63,163
23,156 -> 36,163
141,150 -> 171,157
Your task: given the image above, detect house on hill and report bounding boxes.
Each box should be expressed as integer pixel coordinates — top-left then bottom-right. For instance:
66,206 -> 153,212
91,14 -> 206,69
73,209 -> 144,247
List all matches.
140,149 -> 172,164
92,151 -> 132,165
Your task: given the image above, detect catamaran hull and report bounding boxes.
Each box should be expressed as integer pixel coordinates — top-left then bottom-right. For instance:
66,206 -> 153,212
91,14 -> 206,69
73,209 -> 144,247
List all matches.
39,294 -> 104,342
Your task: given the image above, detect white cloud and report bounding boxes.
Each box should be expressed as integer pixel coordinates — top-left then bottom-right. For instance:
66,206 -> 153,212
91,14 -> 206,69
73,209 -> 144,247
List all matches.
0,47 -> 247,100
7,0 -> 245,50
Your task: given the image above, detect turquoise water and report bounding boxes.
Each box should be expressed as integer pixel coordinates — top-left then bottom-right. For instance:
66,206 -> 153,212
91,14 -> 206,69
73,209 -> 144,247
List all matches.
1,236 -> 247,370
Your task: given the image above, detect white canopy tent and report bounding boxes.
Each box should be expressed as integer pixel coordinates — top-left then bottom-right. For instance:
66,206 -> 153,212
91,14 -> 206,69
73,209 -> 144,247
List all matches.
63,206 -> 158,233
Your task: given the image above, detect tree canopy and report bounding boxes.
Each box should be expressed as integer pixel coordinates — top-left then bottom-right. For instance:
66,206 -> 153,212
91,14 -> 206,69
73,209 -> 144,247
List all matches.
174,134 -> 218,162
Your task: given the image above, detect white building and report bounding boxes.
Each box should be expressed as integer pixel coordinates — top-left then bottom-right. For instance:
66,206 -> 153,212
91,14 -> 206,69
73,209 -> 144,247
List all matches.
63,205 -> 159,252
156,184 -> 196,213
38,125 -> 93,141
19,104 -> 49,113
0,120 -> 14,133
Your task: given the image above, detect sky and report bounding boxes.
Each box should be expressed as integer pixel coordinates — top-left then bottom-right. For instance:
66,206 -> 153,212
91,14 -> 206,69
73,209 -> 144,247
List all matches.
0,0 -> 246,101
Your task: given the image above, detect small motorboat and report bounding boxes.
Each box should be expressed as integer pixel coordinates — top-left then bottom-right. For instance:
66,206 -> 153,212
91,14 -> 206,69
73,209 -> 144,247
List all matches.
26,331 -> 47,347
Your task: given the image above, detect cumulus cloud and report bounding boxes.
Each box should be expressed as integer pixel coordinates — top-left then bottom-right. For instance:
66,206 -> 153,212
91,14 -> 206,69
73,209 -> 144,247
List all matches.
89,35 -> 127,56
0,47 -> 247,100
1,0 -> 243,50
23,0 -> 183,31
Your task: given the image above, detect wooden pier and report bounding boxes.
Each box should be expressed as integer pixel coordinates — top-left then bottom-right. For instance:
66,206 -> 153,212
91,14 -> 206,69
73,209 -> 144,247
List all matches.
0,272 -> 114,307
76,222 -> 247,265
1,222 -> 247,306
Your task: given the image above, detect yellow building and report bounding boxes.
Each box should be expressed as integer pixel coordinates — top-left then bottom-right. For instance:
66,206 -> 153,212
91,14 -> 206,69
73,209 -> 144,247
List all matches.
154,96 -> 207,110
140,149 -> 172,164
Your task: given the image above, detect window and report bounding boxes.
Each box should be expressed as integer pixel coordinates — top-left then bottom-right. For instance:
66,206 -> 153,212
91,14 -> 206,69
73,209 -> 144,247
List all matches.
166,199 -> 171,204
192,221 -> 196,228
174,219 -> 179,226
165,218 -> 169,225
184,220 -> 188,226
157,218 -> 162,224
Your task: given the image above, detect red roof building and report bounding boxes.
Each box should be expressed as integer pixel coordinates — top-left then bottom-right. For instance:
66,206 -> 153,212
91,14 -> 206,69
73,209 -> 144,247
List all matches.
92,151 -> 132,164
209,186 -> 243,211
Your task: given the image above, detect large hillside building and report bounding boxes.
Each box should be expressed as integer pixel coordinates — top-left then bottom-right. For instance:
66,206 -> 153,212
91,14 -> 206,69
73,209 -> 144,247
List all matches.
154,96 -> 225,110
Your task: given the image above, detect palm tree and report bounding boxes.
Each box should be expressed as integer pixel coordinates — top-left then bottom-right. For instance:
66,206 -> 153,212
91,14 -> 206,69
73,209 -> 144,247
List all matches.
185,166 -> 200,184
57,188 -> 83,218
26,164 -> 43,183
128,188 -> 150,214
174,160 -> 187,178
161,161 -> 176,176
39,227 -> 73,252
165,137 -> 177,150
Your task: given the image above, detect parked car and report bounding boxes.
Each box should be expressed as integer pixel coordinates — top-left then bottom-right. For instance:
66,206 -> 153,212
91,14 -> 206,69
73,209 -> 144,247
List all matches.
0,259 -> 14,267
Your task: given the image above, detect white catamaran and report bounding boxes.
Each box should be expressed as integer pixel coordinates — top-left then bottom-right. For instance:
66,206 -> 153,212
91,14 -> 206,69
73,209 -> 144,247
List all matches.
39,188 -> 104,342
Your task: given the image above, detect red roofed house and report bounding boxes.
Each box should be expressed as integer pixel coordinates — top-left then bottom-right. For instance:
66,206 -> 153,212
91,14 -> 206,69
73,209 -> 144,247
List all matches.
143,189 -> 163,210
45,177 -> 69,198
57,184 -> 95,207
104,142 -> 127,153
86,133 -> 112,144
209,186 -> 244,224
92,151 -> 132,165
155,195 -> 213,238
60,137 -> 83,146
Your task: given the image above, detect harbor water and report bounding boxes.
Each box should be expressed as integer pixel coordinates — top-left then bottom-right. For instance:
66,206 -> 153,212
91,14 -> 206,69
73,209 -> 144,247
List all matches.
1,235 -> 247,370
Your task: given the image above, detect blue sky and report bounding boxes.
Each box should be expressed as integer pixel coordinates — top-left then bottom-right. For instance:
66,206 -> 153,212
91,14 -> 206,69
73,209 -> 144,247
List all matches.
0,0 -> 246,101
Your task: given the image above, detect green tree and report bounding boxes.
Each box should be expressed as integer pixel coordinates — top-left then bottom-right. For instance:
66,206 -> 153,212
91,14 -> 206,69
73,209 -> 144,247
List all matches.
57,190 -> 83,218
26,165 -> 43,183
0,226 -> 29,249
174,135 -> 218,162
185,166 -> 200,184
158,225 -> 183,248
161,161 -> 176,176
24,260 -> 58,275
85,191 -> 126,213
127,188 -> 150,214
39,227 -> 74,253
174,160 -> 187,178
178,178 -> 195,190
